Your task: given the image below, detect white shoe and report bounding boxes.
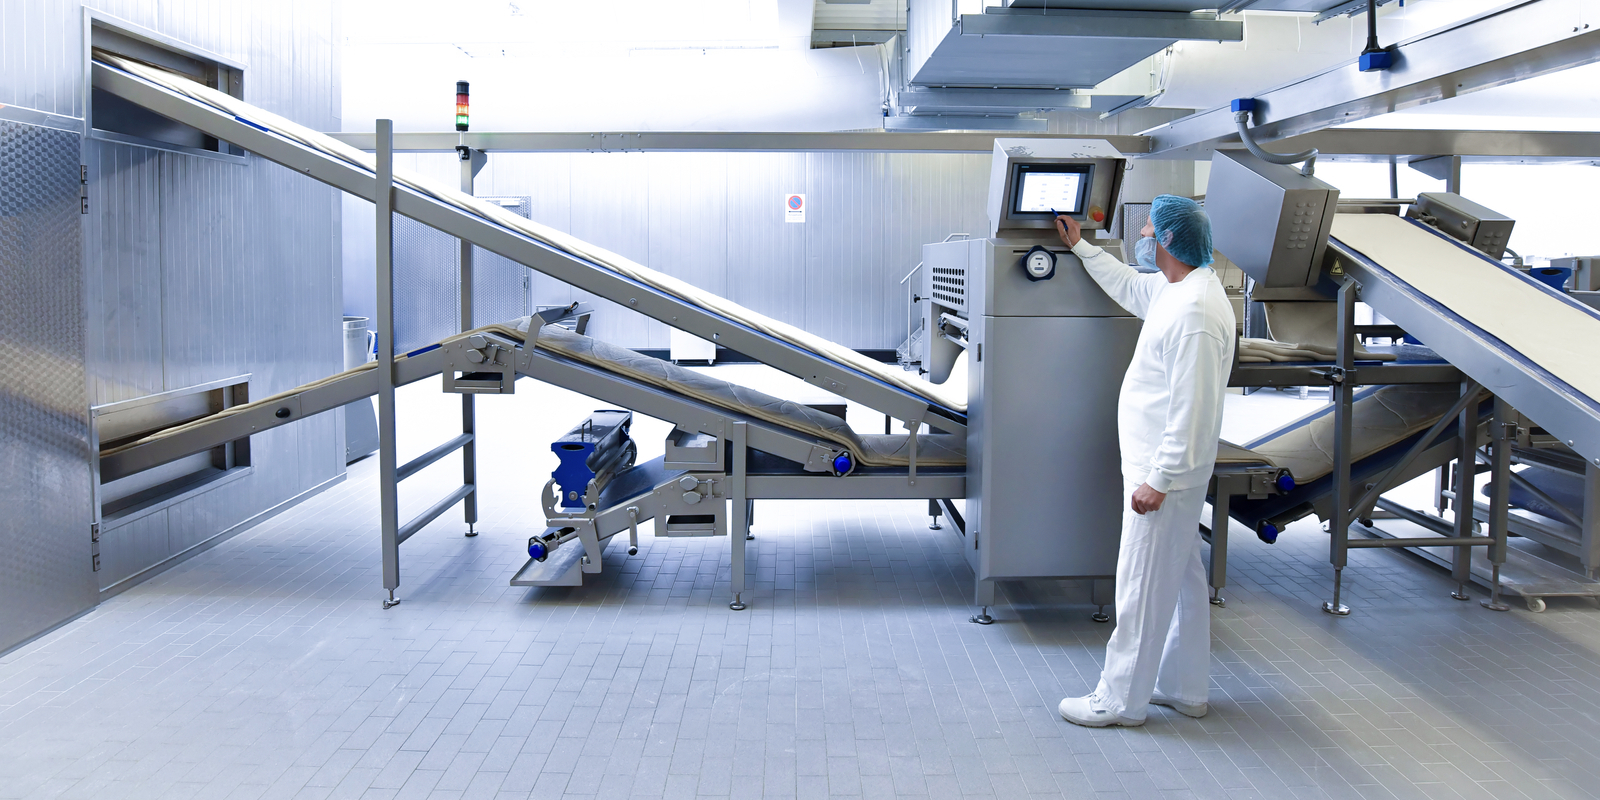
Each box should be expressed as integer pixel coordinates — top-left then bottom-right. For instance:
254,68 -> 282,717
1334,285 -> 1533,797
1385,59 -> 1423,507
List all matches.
1149,693 -> 1208,718
1057,694 -> 1144,728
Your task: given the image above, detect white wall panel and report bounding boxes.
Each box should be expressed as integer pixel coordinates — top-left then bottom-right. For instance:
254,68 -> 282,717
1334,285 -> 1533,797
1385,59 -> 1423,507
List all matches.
726,153 -> 808,331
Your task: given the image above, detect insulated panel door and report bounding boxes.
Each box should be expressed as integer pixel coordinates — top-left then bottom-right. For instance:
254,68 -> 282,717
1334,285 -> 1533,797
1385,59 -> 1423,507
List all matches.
0,120 -> 95,653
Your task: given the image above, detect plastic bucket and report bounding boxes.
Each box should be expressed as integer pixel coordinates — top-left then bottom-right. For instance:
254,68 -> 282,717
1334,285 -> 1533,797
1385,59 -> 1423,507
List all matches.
343,316 -> 373,370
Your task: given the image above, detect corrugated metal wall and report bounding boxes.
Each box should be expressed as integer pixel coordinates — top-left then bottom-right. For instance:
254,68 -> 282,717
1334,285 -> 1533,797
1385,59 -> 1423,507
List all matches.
1,0 -> 344,597
345,150 -> 993,351
341,108 -> 1193,354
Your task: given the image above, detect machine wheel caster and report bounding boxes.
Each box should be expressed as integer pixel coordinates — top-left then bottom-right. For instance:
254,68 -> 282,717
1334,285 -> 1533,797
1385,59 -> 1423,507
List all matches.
1526,596 -> 1546,613
628,546 -> 638,555
1091,606 -> 1110,624
1322,602 -> 1350,616
383,591 -> 401,610
970,607 -> 994,625
729,594 -> 747,611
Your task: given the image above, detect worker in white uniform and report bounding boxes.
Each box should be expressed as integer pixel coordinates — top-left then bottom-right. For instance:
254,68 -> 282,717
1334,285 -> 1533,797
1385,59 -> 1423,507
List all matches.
1054,195 -> 1236,727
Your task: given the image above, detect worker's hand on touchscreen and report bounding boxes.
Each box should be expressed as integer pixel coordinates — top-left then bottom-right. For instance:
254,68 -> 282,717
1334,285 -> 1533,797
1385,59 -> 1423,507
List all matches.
1055,213 -> 1081,248
1130,483 -> 1166,515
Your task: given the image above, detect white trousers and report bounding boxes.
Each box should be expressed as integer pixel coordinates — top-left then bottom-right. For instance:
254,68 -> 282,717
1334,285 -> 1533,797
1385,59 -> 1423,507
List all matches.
1093,479 -> 1211,720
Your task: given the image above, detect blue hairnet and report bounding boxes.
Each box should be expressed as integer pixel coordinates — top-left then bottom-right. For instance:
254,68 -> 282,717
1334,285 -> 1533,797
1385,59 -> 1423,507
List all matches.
1150,194 -> 1214,268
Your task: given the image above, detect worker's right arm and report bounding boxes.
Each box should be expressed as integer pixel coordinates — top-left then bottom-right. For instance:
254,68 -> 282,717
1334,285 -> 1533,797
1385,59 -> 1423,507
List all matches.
1055,215 -> 1159,319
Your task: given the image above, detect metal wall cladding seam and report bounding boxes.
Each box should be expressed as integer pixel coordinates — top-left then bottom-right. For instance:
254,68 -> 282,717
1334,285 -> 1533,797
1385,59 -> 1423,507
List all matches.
72,0 -> 343,594
486,152 -> 576,315
85,142 -> 166,404
880,153 -> 974,348
0,0 -> 82,118
97,510 -> 165,590
471,197 -> 533,329
646,152 -> 727,350
724,152 -> 807,333
159,151 -> 248,393
393,153 -> 464,352
0,121 -> 94,651
568,151 -> 653,346
805,151 -> 887,348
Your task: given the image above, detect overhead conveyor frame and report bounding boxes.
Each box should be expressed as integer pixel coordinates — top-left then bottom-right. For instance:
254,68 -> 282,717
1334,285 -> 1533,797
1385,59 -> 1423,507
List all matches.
90,60 -> 964,437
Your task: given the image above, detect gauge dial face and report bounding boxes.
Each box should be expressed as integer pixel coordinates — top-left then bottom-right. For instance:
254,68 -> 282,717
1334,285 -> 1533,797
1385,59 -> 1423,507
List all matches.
1026,249 -> 1054,278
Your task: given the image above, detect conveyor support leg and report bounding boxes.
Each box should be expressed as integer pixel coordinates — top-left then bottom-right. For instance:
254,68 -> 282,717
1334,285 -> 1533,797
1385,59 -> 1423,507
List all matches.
729,421 -> 748,611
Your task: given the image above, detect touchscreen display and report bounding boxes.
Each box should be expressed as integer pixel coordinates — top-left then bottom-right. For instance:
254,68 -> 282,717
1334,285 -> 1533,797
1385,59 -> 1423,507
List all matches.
1015,171 -> 1086,215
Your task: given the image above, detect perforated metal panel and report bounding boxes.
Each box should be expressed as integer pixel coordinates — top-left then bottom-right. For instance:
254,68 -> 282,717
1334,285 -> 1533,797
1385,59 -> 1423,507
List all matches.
930,262 -> 967,310
0,120 -> 95,653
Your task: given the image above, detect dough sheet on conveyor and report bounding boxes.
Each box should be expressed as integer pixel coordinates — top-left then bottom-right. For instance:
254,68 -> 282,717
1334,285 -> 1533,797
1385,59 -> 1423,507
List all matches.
1212,384 -> 1469,484
105,318 -> 964,470
95,52 -> 966,414
488,319 -> 964,468
1332,213 -> 1600,405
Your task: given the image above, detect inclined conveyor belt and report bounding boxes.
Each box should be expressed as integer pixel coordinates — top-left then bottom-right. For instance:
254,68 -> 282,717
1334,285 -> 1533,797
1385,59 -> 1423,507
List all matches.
89,53 -> 966,433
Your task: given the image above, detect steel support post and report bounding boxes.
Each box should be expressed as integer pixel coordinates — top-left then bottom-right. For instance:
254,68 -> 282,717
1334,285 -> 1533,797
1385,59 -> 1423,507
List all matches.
729,421 -> 749,611
459,148 -> 480,537
1324,279 -> 1356,616
1482,395 -> 1511,611
376,120 -> 402,609
1209,489 -> 1229,607
1450,378 -> 1477,600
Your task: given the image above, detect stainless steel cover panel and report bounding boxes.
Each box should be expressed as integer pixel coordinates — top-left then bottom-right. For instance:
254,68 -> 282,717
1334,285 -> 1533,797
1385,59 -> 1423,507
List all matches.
0,121 -> 95,653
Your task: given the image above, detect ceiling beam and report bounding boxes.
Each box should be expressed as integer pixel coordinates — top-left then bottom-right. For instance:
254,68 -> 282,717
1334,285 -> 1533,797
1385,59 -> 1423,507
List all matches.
1270,128 -> 1600,164
1141,1 -> 1600,159
323,130 -> 1152,155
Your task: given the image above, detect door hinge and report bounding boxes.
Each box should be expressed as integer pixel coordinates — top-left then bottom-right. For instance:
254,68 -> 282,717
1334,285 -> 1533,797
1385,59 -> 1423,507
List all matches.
90,522 -> 101,571
973,527 -> 979,550
80,165 -> 88,214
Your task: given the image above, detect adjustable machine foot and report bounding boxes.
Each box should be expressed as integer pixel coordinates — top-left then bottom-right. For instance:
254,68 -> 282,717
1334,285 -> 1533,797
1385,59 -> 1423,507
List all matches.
465,523 -> 477,538
1451,583 -> 1471,601
1481,565 -> 1510,612
383,589 -> 401,610
729,594 -> 747,611
970,607 -> 994,624
1092,606 -> 1110,624
1323,569 -> 1351,616
1209,589 -> 1225,608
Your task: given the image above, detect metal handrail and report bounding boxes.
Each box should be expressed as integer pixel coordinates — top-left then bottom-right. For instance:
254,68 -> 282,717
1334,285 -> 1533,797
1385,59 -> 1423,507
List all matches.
899,261 -> 924,286
898,233 -> 969,370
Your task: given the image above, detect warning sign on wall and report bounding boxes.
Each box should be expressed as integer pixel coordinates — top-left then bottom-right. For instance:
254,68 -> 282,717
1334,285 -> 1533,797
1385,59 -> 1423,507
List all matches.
785,193 -> 805,223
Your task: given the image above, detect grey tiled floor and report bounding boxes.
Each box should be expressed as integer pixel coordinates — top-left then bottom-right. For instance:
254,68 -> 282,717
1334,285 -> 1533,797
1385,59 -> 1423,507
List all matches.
5,374 -> 1600,800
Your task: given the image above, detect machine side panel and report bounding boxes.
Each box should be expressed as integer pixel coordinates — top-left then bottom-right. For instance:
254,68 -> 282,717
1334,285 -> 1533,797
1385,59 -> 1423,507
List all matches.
977,315 -> 1138,580
982,237 -> 1133,319
0,121 -> 95,654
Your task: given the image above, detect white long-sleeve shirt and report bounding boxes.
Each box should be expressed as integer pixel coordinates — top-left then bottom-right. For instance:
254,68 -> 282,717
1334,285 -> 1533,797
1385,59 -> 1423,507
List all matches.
1071,238 -> 1236,493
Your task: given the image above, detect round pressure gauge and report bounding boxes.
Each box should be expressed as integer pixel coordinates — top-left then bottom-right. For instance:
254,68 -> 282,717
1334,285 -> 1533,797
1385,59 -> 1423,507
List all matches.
1022,245 -> 1056,282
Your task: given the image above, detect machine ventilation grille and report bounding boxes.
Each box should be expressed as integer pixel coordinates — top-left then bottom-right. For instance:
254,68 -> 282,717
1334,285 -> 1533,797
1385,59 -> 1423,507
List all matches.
931,264 -> 966,309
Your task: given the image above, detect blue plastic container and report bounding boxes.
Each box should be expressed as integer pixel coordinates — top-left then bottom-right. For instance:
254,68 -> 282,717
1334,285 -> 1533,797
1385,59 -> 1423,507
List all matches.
1531,267 -> 1572,291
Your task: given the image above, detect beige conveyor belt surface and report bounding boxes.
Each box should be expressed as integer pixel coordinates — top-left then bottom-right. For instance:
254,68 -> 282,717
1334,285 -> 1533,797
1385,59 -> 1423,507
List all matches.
103,319 -> 965,470
1213,385 -> 1469,485
95,52 -> 965,414
1333,214 -> 1600,407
